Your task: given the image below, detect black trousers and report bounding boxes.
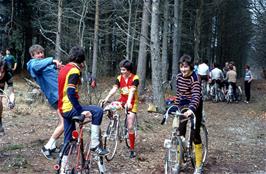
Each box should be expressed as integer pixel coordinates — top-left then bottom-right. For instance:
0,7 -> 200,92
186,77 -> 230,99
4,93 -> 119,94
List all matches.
244,81 -> 251,101
179,101 -> 203,145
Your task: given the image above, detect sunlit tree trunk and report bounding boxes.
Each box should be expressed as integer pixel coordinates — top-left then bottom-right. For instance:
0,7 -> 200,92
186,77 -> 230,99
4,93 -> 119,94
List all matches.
137,0 -> 150,95
92,0 -> 99,78
162,0 -> 169,83
55,0 -> 63,60
150,0 -> 165,112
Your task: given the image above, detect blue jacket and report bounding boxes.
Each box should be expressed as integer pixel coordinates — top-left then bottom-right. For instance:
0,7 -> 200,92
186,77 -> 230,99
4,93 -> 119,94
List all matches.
27,57 -> 58,105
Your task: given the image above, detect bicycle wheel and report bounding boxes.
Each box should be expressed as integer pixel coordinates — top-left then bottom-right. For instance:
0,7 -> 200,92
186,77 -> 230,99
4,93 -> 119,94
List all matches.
104,118 -> 119,161
191,124 -> 208,168
55,142 -> 70,174
67,141 -> 84,174
164,137 -> 183,174
200,125 -> 208,164
58,141 -> 84,174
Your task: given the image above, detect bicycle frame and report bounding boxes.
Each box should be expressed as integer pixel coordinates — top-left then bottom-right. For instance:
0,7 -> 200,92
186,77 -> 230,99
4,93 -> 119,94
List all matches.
163,105 -> 207,174
55,117 -> 105,174
103,101 -> 138,161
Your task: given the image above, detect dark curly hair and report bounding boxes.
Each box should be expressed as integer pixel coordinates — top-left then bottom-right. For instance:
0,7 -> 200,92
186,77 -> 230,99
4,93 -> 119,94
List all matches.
119,59 -> 133,72
179,54 -> 194,70
68,46 -> 85,64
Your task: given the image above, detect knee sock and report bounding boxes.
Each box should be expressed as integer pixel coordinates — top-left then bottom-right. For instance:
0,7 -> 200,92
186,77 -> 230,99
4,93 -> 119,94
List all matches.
194,143 -> 203,168
90,124 -> 100,148
129,132 -> 135,150
45,137 -> 56,150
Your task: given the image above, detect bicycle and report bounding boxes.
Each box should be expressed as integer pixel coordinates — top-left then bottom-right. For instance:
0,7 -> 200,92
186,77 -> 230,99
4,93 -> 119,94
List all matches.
54,115 -> 106,174
201,80 -> 209,101
210,81 -> 224,102
101,101 -> 138,161
161,105 -> 208,174
225,84 -> 234,103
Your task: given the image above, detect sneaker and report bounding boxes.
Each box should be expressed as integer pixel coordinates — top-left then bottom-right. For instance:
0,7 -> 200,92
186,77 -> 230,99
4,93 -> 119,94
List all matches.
193,166 -> 203,174
244,100 -> 249,104
41,146 -> 52,160
130,150 -> 136,158
91,145 -> 109,156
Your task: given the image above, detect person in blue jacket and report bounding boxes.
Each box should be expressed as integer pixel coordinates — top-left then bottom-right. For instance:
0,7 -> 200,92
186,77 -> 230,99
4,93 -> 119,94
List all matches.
27,44 -> 63,160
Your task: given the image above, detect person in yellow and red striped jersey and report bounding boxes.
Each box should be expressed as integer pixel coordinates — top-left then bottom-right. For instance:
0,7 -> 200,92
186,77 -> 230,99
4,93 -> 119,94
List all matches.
103,59 -> 139,158
58,46 -> 108,172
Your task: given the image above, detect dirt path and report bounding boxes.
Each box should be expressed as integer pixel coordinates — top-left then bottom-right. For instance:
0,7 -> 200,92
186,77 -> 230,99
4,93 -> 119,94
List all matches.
0,79 -> 265,174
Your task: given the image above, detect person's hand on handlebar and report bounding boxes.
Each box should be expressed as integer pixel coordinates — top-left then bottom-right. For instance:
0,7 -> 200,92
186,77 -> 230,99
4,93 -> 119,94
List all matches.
183,109 -> 193,117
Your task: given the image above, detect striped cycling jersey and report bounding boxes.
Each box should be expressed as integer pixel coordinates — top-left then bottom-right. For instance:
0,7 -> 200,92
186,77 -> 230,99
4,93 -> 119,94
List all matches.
175,72 -> 202,112
115,74 -> 139,113
58,63 -> 82,114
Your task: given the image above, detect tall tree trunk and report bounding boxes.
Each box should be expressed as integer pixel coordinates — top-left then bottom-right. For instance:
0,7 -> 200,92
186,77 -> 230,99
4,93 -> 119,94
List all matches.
162,0 -> 169,83
55,0 -> 63,60
130,9 -> 138,62
92,0 -> 99,78
79,1 -> 89,47
151,0 -> 165,112
171,0 -> 180,91
194,0 -> 203,62
177,0 -> 183,60
126,0 -> 132,60
137,0 -> 150,95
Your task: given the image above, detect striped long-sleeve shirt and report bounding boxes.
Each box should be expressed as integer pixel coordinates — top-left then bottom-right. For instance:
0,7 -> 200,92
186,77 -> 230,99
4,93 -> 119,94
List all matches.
175,72 -> 202,112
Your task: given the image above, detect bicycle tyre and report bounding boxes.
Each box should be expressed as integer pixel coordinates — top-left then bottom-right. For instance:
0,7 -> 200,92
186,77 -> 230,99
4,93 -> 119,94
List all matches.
58,141 -> 84,174
55,141 -> 71,174
104,119 -> 119,161
164,137 -> 183,174
201,125 -> 208,164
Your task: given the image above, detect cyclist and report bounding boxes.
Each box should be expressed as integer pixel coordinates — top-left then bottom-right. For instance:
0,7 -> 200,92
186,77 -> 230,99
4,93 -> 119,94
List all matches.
103,59 -> 139,159
58,46 -> 108,171
27,44 -> 64,160
0,60 -> 15,135
209,63 -> 224,95
225,64 -> 237,101
173,54 -> 204,174
197,59 -> 209,100
197,59 -> 209,82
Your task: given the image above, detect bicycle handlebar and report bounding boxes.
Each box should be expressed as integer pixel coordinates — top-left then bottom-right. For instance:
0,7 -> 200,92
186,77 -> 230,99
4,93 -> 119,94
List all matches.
161,105 -> 196,129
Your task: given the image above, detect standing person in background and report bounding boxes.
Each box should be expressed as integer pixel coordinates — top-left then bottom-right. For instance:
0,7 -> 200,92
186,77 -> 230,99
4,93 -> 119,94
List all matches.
197,59 -> 209,82
4,48 -> 17,73
229,61 -> 236,72
244,65 -> 253,103
226,64 -> 237,101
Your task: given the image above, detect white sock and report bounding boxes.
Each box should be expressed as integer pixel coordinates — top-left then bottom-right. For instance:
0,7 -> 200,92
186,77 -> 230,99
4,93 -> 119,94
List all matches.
90,124 -> 100,148
45,137 -> 56,150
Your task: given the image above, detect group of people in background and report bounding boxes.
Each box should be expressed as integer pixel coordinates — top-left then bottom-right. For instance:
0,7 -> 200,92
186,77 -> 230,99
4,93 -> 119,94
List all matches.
194,59 -> 253,103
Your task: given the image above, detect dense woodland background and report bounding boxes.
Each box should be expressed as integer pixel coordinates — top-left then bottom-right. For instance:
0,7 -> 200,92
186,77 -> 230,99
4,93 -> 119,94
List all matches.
0,0 -> 265,111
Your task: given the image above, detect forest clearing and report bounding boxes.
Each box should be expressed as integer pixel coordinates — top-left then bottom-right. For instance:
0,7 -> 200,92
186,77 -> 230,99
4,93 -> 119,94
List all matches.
0,76 -> 265,174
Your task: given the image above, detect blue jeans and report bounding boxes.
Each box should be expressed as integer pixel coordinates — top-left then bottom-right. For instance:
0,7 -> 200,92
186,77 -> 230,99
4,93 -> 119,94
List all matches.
62,105 -> 103,144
